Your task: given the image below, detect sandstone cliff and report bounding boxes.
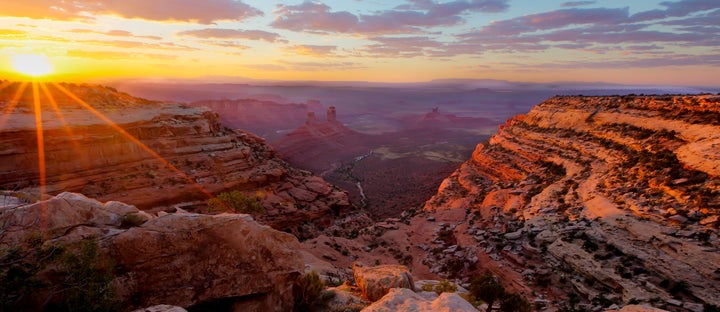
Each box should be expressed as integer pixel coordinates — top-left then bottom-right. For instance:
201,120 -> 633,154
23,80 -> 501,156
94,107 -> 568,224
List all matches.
0,82 -> 348,237
423,94 -> 720,309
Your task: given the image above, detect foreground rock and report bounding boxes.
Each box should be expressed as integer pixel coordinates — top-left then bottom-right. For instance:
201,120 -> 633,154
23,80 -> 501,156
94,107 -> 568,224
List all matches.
0,192 -> 303,311
132,305 -> 187,312
362,288 -> 477,312
607,305 -> 669,312
353,264 -> 416,302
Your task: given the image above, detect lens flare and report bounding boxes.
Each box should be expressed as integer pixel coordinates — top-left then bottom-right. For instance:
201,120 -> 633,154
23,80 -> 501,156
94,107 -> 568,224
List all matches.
11,54 -> 53,77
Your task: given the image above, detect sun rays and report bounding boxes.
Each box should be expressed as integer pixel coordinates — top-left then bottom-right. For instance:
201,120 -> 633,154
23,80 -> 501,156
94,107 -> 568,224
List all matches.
0,80 -> 215,217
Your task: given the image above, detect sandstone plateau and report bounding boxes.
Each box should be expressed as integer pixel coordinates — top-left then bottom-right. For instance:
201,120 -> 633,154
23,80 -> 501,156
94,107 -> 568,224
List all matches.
0,82 -> 348,238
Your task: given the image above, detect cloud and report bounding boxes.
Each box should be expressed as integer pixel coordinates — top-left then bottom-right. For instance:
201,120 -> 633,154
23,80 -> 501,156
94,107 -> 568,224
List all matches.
537,53 -> 720,68
0,0 -> 262,23
430,1 -> 720,61
659,0 -> 720,17
177,28 -> 283,42
79,39 -> 197,51
244,60 -> 364,72
66,50 -> 177,60
0,1 -> 90,20
278,60 -> 365,71
360,36 -> 447,57
561,1 -> 596,7
0,29 -> 28,36
283,45 -> 338,57
271,0 -> 509,35
68,29 -> 162,40
475,7 -> 631,37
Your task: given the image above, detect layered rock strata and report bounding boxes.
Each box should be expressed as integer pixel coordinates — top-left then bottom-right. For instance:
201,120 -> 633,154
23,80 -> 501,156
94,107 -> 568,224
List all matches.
0,82 -> 348,236
424,95 -> 720,308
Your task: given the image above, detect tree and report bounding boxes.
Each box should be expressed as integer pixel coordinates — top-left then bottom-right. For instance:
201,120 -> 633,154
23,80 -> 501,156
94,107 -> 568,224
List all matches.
469,275 -> 505,312
500,292 -> 532,312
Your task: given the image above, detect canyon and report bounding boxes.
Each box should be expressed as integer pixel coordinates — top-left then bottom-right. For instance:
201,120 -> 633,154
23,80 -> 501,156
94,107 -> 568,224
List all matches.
2,81 -> 720,312
0,82 -> 348,239
303,94 -> 720,311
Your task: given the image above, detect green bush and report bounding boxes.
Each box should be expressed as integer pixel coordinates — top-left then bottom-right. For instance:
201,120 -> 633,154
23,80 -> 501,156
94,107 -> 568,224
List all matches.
207,190 -> 264,214
0,236 -> 117,311
293,271 -> 324,311
53,238 -> 118,312
422,280 -> 458,295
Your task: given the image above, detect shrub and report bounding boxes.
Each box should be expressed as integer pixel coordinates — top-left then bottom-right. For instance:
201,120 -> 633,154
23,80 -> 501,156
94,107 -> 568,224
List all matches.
1,236 -> 117,311
52,238 -> 117,312
500,293 -> 532,312
207,190 -> 264,214
422,280 -> 458,295
293,271 -> 324,311
120,213 -> 146,228
469,275 -> 505,312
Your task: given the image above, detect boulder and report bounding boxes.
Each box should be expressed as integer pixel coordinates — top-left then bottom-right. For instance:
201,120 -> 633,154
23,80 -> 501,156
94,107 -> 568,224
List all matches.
0,192 -> 138,243
0,193 -> 304,312
353,264 -> 416,302
605,305 -> 669,312
110,213 -> 303,311
132,305 -> 187,312
324,284 -> 370,312
362,288 -> 477,312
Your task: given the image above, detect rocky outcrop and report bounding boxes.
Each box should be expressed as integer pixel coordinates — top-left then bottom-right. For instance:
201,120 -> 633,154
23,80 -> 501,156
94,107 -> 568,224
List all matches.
189,99 -> 321,140
132,305 -> 187,312
353,264 -> 416,302
362,288 -> 478,312
0,192 -> 303,311
0,82 -> 348,237
423,95 -> 720,309
607,305 -> 670,312
272,107 -> 373,173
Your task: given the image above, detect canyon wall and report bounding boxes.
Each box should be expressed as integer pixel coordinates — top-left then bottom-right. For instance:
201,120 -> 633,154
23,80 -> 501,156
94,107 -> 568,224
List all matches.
0,82 -> 348,236
423,94 -> 720,308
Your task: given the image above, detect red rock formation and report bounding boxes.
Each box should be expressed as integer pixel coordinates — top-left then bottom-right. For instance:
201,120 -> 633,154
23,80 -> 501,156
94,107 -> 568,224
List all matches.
0,192 -> 303,311
423,94 -> 720,308
0,82 -> 348,237
272,107 -> 372,173
189,98 -> 322,140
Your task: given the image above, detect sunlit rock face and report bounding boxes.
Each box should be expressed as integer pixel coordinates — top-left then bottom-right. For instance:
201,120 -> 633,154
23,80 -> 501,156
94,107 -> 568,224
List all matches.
0,82 -> 348,237
423,95 -> 720,307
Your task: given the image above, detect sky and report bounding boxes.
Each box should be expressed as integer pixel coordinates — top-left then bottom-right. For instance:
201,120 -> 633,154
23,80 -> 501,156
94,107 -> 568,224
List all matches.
0,0 -> 718,86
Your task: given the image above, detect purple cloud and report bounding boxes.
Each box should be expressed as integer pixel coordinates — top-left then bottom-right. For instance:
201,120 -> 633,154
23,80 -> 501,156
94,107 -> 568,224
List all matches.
0,0 -> 263,23
271,0 -> 509,34
177,29 -> 283,42
561,1 -> 596,7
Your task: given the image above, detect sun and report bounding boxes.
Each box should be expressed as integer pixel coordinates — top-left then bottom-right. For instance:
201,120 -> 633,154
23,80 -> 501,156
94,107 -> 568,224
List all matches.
11,54 -> 54,77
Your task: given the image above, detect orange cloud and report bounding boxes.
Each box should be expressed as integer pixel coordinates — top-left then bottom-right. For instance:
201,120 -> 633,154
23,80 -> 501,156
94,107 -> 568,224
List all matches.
0,0 -> 262,23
